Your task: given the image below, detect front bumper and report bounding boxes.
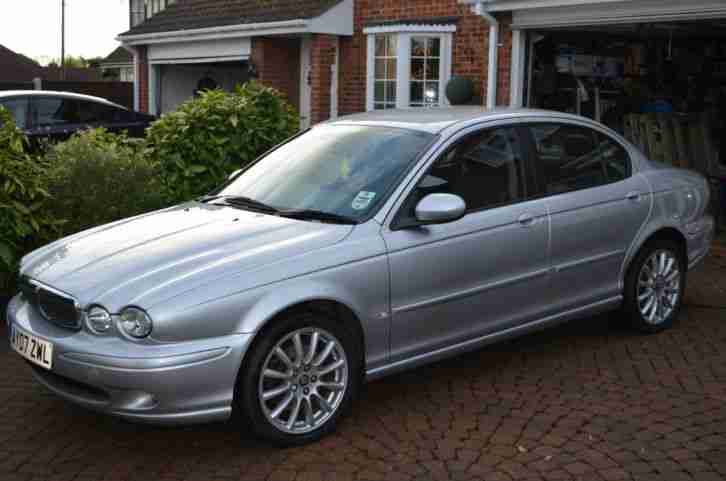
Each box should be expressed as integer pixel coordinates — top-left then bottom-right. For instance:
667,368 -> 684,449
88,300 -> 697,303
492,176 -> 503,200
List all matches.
6,295 -> 253,425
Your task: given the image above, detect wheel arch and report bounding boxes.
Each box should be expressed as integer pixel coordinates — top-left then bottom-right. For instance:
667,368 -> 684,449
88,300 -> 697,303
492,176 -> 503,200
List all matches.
236,291 -> 368,380
622,225 -> 688,284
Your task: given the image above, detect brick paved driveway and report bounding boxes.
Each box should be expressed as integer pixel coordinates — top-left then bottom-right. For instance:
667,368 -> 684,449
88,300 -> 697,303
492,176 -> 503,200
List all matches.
1,255 -> 725,481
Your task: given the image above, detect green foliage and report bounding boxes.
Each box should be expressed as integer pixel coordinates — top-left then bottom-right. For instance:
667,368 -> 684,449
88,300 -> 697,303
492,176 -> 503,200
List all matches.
0,108 -> 57,289
44,129 -> 166,237
145,81 -> 299,203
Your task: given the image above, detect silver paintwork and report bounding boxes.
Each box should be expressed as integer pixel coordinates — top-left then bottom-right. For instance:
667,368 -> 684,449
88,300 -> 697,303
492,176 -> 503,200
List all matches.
258,327 -> 348,434
415,193 -> 466,223
7,107 -> 714,426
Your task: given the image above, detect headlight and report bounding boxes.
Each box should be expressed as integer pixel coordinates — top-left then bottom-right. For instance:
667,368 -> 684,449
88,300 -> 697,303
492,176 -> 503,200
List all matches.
86,306 -> 112,334
119,307 -> 153,338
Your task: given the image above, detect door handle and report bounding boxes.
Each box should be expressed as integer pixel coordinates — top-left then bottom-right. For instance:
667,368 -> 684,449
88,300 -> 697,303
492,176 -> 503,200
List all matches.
626,191 -> 641,201
517,213 -> 535,227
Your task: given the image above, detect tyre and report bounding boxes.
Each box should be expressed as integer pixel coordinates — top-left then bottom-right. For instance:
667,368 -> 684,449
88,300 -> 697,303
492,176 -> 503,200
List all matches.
623,240 -> 686,333
235,310 -> 360,446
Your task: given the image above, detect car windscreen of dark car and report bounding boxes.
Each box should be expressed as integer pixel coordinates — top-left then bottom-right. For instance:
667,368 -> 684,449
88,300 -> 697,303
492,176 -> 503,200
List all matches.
217,125 -> 435,222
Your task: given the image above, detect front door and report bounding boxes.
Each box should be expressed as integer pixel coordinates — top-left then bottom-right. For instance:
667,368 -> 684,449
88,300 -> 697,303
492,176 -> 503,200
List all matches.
383,125 -> 551,363
525,122 -> 651,312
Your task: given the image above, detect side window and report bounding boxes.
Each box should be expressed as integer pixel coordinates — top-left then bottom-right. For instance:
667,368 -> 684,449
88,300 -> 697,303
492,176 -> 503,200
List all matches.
33,97 -> 82,127
529,124 -> 609,195
596,133 -> 631,182
0,97 -> 30,129
410,127 -> 526,214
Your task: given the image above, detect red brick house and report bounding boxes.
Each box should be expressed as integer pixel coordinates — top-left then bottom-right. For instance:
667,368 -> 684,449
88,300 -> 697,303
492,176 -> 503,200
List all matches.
118,0 -> 726,134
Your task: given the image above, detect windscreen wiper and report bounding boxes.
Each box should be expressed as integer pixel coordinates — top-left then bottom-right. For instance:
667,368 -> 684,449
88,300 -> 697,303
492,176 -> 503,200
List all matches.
279,209 -> 358,225
200,195 -> 280,214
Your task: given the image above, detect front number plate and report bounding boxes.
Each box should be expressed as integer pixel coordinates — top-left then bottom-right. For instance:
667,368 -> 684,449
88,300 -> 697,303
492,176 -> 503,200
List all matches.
10,325 -> 53,370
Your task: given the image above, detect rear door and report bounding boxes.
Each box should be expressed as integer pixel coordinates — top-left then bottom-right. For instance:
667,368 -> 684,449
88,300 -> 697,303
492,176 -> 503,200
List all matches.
524,122 -> 650,313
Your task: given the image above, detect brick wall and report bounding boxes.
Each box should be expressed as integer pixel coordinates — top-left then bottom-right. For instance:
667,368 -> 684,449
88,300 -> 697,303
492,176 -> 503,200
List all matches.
136,46 -> 149,113
310,34 -> 337,124
251,37 -> 301,113
495,13 -> 513,106
338,1 -> 514,116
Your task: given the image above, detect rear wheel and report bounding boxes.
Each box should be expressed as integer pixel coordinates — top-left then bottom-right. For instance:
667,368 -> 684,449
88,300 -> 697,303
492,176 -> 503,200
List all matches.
235,310 -> 360,446
623,240 -> 686,333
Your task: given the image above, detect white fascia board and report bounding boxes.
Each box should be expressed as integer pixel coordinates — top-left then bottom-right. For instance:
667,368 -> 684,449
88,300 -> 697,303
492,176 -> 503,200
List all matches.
309,0 -> 354,35
150,55 -> 248,65
101,62 -> 133,69
117,19 -> 309,45
363,24 -> 457,34
511,0 -> 726,28
457,0 -> 626,11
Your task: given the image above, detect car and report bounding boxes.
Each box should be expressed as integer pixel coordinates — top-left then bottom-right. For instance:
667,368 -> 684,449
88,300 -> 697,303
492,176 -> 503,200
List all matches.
6,107 -> 714,446
0,90 -> 154,144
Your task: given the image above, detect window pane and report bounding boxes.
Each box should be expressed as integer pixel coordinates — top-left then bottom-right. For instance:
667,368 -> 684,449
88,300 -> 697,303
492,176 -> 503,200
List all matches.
597,133 -> 631,182
530,124 -> 609,195
375,36 -> 386,57
0,98 -> 29,129
424,82 -> 439,104
386,35 -> 398,57
427,59 -> 440,80
374,81 -> 385,102
386,59 -> 397,80
386,82 -> 397,103
411,38 -> 427,57
411,59 -> 425,80
420,127 -> 525,211
410,82 -> 423,104
34,97 -> 81,126
375,59 -> 386,80
428,38 -> 441,57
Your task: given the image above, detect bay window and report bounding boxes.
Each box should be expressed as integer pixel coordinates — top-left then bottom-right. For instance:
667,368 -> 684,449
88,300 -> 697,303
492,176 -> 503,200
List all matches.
365,24 -> 455,111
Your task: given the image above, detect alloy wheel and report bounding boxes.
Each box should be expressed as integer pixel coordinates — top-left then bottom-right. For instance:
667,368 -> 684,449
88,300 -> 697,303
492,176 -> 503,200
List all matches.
258,327 -> 349,434
636,249 -> 681,325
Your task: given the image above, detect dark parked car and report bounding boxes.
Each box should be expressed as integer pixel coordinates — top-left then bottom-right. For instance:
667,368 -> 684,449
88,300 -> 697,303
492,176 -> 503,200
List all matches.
0,90 -> 155,143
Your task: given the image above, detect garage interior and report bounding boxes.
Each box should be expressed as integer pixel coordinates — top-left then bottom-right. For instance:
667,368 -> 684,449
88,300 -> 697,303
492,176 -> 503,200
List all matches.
524,19 -> 726,232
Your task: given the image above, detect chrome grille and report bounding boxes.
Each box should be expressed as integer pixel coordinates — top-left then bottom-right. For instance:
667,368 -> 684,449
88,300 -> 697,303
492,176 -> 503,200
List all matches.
18,277 -> 81,330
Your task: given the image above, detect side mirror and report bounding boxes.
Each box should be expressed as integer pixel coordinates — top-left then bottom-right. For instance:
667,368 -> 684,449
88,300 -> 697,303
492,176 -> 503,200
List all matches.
414,193 -> 466,225
228,169 -> 242,180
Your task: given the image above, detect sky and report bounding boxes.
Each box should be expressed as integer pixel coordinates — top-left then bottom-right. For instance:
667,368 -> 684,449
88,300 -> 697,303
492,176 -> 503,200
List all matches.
0,0 -> 129,64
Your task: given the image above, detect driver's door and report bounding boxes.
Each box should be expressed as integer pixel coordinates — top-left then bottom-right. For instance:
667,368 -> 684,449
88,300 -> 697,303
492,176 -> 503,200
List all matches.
382,125 -> 551,363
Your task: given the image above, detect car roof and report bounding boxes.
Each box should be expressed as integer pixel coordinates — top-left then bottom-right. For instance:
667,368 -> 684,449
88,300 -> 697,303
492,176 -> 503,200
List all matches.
327,107 -> 601,134
0,90 -> 125,109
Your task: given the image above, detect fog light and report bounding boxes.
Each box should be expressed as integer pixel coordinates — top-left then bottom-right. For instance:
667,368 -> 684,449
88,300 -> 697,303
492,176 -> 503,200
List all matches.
86,306 -> 112,334
119,307 -> 153,338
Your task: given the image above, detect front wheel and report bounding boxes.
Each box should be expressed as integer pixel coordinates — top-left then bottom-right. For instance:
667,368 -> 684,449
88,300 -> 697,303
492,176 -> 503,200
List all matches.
235,311 -> 360,446
623,240 -> 686,333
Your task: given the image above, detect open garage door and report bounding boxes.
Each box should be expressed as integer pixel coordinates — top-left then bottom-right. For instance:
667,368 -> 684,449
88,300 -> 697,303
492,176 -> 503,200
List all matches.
515,17 -> 726,229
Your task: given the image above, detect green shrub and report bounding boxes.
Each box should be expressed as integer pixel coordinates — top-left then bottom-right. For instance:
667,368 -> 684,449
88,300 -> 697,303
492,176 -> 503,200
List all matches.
45,128 -> 166,237
0,108 -> 57,290
145,81 -> 299,203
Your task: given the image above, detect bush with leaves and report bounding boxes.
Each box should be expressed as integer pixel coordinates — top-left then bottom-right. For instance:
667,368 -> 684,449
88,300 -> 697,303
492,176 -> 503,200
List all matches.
0,107 -> 57,291
44,128 -> 167,237
145,81 -> 299,204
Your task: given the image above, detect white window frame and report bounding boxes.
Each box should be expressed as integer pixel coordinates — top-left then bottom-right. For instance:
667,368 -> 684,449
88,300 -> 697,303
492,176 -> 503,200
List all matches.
364,24 -> 455,111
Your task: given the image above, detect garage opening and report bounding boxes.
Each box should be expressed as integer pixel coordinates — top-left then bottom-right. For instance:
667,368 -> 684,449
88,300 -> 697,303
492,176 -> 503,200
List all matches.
522,20 -> 726,232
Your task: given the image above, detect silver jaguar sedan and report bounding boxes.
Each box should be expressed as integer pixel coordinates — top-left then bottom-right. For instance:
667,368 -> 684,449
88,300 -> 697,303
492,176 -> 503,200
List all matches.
7,108 -> 714,445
